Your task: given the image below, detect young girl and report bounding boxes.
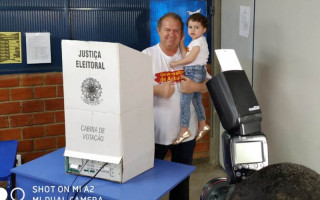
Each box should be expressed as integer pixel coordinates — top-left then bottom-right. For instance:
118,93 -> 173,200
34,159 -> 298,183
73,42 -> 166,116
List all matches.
170,12 -> 210,145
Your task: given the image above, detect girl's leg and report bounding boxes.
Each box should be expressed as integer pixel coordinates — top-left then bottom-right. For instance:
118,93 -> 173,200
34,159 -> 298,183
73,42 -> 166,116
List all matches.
173,92 -> 193,145
192,92 -> 210,140
192,92 -> 206,122
198,120 -> 207,132
180,92 -> 193,128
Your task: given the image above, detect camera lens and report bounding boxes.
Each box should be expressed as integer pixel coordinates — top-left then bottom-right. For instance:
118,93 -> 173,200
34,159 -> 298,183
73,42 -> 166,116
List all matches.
200,178 -> 232,200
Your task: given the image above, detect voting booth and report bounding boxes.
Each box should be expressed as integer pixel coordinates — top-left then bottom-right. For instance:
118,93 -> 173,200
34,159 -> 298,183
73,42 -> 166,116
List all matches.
61,40 -> 154,183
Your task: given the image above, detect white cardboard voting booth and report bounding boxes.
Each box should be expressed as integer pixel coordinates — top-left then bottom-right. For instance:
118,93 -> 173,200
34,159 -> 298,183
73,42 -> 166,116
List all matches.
61,40 -> 154,183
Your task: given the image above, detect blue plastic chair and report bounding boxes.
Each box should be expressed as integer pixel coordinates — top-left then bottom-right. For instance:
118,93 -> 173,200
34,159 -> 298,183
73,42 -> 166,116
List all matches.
0,140 -> 18,199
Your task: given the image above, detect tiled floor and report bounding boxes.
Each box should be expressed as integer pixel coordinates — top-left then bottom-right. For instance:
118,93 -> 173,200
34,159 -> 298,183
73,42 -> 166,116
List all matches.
161,161 -> 227,200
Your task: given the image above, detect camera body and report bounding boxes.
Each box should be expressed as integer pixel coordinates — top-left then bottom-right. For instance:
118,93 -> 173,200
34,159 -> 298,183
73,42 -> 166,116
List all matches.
201,69 -> 269,199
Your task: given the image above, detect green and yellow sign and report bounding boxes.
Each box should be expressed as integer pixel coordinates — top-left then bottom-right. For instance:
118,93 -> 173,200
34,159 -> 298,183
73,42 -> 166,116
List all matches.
0,32 -> 22,64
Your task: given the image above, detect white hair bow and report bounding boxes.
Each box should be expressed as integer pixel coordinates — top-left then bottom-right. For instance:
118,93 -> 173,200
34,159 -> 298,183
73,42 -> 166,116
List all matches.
187,8 -> 201,16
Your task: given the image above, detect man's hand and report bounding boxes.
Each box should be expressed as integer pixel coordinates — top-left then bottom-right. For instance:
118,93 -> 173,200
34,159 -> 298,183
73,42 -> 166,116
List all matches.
169,61 -> 179,68
181,31 -> 185,42
153,79 -> 175,98
180,75 -> 209,94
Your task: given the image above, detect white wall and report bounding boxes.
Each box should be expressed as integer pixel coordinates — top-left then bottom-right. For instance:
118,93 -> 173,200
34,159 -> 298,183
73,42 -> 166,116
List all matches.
253,0 -> 320,173
220,0 -> 255,168
221,0 -> 320,173
221,0 -> 254,80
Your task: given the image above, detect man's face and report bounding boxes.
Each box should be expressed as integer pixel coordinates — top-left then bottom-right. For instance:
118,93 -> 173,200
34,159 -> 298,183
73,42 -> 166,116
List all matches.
157,17 -> 182,51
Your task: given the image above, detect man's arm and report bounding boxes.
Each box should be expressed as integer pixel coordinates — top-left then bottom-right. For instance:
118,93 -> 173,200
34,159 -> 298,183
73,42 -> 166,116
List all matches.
180,75 -> 209,94
153,79 -> 175,98
180,33 -> 187,58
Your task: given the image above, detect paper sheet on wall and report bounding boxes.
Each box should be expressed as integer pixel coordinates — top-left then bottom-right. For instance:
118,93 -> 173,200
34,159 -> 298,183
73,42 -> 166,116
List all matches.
215,49 -> 242,71
239,6 -> 250,38
26,32 -> 51,64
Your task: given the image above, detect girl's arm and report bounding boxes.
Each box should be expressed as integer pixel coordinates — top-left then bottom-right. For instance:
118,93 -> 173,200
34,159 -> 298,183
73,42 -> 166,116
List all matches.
170,46 -> 200,68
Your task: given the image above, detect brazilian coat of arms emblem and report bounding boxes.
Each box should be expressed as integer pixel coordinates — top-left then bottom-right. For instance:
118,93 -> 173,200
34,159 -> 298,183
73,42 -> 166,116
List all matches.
81,78 -> 103,105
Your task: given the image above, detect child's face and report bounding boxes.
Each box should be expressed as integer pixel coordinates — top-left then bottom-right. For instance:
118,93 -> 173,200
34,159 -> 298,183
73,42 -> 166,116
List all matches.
187,20 -> 207,40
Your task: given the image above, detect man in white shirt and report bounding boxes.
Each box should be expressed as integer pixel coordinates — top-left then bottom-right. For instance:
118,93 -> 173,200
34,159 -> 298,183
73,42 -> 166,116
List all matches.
143,12 -> 210,200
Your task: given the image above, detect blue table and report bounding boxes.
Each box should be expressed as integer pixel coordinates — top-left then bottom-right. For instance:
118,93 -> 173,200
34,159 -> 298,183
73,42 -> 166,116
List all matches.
11,148 -> 195,200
